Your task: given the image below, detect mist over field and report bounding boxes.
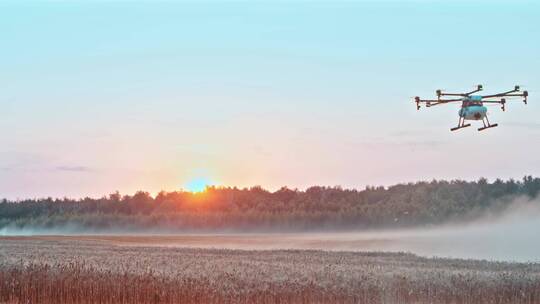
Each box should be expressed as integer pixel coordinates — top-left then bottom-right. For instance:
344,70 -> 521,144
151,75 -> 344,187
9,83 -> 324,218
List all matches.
2,196 -> 540,304
360,197 -> 540,262
2,197 -> 539,262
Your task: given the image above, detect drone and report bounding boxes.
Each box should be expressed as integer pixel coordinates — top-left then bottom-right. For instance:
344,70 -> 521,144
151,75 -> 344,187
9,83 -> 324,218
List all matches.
414,85 -> 528,131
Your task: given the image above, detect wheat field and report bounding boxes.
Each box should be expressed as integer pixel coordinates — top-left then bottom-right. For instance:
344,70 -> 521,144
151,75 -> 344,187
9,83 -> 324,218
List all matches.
1,236 -> 540,304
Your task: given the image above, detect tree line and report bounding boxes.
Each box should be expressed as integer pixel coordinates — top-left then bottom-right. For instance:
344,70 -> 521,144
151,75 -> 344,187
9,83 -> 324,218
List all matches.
1,176 -> 539,232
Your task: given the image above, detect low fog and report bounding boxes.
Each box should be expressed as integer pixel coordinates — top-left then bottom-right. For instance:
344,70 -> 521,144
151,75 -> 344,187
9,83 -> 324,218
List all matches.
1,197 -> 539,263
354,197 -> 540,262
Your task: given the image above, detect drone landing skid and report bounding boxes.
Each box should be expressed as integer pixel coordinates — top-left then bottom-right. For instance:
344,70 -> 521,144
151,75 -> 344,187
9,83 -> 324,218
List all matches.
478,116 -> 497,132
450,124 -> 471,131
478,124 -> 498,131
450,117 -> 471,132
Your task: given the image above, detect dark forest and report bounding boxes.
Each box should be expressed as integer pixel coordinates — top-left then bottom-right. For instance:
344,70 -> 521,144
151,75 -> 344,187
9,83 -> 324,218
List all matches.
2,177 -> 539,232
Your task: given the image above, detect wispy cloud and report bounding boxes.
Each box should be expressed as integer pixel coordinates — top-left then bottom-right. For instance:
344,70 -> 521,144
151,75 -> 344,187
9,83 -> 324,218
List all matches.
55,166 -> 92,172
355,139 -> 445,150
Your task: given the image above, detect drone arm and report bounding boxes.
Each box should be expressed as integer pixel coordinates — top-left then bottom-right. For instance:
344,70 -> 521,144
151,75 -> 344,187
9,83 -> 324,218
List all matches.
483,90 -> 528,104
428,99 -> 462,106
481,86 -> 521,99
482,99 -> 507,111
439,93 -> 466,97
482,93 -> 512,98
414,97 -> 461,110
464,85 -> 483,96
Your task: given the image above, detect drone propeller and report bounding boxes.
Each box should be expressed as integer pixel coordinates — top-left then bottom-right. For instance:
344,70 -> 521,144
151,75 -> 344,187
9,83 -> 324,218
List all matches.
512,85 -> 528,93
467,84 -> 483,90
412,96 -> 421,110
512,84 -> 531,92
483,100 -> 506,111
507,86 -> 528,104
463,84 -> 484,96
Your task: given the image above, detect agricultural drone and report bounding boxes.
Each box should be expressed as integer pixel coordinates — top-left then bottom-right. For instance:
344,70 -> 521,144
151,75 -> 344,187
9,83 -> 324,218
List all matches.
414,85 -> 528,131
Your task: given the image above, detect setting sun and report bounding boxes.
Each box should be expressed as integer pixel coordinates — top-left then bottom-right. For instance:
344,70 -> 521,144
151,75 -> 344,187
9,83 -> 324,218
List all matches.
184,177 -> 213,193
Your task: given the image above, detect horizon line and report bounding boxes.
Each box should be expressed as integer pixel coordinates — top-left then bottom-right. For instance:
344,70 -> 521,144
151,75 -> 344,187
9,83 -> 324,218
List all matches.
3,175 -> 536,201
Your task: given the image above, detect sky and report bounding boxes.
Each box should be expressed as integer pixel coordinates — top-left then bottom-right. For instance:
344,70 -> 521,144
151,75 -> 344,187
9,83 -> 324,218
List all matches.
1,0 -> 539,199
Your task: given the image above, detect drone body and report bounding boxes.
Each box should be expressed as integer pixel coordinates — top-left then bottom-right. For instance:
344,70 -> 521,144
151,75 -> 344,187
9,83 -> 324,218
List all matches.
458,96 -> 487,121
415,85 -> 528,131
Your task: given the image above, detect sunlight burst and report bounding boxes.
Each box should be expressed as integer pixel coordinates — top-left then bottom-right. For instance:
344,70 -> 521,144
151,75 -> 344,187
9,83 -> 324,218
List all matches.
185,177 -> 212,193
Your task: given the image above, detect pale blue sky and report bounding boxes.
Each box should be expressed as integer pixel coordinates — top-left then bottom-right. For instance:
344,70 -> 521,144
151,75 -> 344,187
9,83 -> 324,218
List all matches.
1,1 -> 539,199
